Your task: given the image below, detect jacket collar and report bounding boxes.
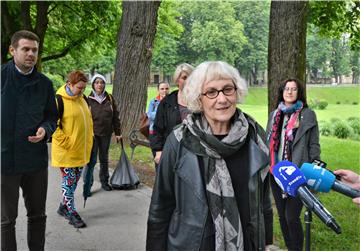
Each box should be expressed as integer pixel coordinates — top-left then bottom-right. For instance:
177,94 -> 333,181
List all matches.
292,108 -> 316,146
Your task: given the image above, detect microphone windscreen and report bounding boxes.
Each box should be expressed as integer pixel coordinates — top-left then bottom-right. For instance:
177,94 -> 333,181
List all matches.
273,160 -> 307,197
300,163 -> 336,192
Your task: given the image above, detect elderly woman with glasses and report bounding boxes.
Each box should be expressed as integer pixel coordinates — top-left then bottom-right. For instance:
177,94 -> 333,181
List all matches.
146,61 -> 273,251
266,78 -> 320,251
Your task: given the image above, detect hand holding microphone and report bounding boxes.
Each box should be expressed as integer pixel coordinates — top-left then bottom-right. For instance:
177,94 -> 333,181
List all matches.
333,169 -> 360,208
300,163 -> 360,199
272,161 -> 341,234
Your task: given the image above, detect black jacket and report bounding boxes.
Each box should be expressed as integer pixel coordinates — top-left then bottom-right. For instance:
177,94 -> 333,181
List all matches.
152,90 -> 181,151
147,116 -> 273,251
1,60 -> 57,175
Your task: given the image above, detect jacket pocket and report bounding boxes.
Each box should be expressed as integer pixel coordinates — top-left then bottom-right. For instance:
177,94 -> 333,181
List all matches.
52,129 -> 71,150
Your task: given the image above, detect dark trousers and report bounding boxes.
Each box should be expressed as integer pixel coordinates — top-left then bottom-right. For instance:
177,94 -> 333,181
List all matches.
86,135 -> 112,185
1,168 -> 48,251
149,134 -> 159,169
271,175 -> 304,251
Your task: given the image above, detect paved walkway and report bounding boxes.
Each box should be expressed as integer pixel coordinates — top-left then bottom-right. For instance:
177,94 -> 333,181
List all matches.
17,160 -> 152,251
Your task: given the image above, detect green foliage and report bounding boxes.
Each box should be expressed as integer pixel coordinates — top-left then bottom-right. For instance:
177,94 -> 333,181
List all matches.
42,1 -> 121,75
333,120 -> 354,138
309,1 -> 360,51
319,121 -> 333,136
46,72 -> 65,90
177,1 -> 247,65
152,0 -> 184,76
347,117 -> 360,134
233,1 -> 270,83
309,99 -> 328,110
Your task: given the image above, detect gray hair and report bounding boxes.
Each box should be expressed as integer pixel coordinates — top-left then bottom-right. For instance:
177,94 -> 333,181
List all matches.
182,61 -> 248,112
173,63 -> 194,85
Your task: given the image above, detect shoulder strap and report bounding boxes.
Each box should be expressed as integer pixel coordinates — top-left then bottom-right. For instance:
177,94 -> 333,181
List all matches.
108,93 -> 114,105
55,94 -> 64,129
82,94 -> 89,105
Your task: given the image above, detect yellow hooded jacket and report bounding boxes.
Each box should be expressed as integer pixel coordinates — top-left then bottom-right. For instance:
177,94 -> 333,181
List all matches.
51,85 -> 93,167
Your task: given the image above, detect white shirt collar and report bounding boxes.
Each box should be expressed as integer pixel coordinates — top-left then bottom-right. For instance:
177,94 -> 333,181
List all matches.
15,64 -> 34,75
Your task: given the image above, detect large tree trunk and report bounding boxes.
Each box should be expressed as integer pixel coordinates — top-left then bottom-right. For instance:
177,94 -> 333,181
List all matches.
268,1 -> 308,113
113,1 -> 160,139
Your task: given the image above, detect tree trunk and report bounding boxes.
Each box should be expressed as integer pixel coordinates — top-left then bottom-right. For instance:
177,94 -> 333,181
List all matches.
351,51 -> 359,84
113,1 -> 161,139
34,1 -> 50,72
268,1 -> 308,113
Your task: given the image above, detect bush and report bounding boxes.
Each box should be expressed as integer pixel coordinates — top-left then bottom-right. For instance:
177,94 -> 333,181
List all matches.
320,121 -> 333,136
330,117 -> 341,124
45,72 -> 65,90
352,101 -> 358,105
333,120 -> 353,139
317,100 -> 328,110
347,117 -> 360,135
309,98 -> 328,110
336,101 -> 341,104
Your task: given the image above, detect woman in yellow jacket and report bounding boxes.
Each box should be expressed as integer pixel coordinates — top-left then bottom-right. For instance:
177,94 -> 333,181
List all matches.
51,70 -> 93,228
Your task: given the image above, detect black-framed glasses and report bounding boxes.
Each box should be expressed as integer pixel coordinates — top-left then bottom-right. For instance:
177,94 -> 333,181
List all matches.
202,86 -> 237,99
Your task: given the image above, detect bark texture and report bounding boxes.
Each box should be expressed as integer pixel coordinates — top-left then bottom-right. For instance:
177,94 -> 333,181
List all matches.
113,1 -> 161,139
268,1 -> 308,112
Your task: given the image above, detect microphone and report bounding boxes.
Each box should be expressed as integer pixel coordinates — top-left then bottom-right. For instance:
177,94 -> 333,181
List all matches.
300,163 -> 360,199
273,160 -> 341,234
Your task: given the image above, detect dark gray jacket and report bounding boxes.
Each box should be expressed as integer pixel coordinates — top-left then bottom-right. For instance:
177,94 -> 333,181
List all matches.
147,118 -> 273,251
1,60 -> 57,175
266,107 -> 321,167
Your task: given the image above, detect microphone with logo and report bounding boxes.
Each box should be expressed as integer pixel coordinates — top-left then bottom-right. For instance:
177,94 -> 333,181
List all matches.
272,160 -> 341,234
300,163 -> 360,198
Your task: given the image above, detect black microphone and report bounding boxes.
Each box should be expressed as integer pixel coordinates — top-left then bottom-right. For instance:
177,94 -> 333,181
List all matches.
272,161 -> 341,234
301,163 -> 360,199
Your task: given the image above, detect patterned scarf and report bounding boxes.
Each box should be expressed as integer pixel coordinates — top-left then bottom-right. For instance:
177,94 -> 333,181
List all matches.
269,100 -> 303,172
173,109 -> 249,251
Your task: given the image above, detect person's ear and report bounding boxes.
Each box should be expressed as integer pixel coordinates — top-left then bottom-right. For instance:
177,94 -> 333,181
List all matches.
9,46 -> 15,56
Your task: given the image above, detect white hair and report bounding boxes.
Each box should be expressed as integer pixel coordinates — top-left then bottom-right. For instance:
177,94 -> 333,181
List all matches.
182,61 -> 248,112
173,63 -> 194,85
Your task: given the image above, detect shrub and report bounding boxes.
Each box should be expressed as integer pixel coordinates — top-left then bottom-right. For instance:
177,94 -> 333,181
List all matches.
330,117 -> 341,124
320,121 -> 333,136
347,117 -> 360,135
45,72 -> 65,90
317,100 -> 328,110
333,120 -> 353,139
352,101 -> 358,105
336,101 -> 341,104
309,98 -> 328,110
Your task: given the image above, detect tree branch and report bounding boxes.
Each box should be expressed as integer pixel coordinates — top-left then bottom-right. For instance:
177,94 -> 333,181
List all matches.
41,27 -> 99,62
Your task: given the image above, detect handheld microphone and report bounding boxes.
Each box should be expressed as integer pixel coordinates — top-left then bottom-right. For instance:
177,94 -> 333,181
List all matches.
300,163 -> 360,199
273,160 -> 341,234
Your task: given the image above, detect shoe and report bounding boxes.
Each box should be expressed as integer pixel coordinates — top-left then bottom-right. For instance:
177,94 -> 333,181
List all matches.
102,183 -> 112,191
57,203 -> 69,219
68,213 -> 86,228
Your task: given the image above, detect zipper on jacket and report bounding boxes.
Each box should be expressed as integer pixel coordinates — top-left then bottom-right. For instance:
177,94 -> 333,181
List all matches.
78,100 -> 88,162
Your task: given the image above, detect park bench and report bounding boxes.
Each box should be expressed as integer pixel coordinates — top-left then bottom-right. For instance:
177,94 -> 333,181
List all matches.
129,128 -> 150,159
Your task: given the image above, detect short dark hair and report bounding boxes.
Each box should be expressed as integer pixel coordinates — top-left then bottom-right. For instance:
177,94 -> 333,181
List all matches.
157,81 -> 169,89
67,70 -> 88,85
11,30 -> 40,48
276,78 -> 308,107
